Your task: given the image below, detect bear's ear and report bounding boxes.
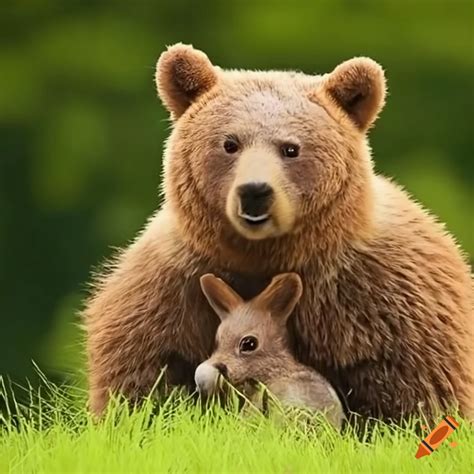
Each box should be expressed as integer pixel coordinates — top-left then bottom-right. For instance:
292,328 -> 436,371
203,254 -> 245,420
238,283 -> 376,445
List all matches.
156,43 -> 218,120
253,273 -> 303,323
319,57 -> 386,131
200,274 -> 243,322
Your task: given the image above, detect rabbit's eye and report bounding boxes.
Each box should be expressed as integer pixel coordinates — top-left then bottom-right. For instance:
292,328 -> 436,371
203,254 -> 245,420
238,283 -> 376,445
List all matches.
239,336 -> 258,353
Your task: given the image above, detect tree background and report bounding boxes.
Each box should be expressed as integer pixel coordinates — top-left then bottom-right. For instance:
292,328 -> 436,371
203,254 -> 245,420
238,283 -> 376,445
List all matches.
0,1 -> 472,389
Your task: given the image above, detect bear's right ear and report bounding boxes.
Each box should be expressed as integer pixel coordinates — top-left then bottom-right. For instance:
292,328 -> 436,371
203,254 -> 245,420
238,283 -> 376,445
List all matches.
317,57 -> 386,132
200,274 -> 243,322
156,43 -> 218,120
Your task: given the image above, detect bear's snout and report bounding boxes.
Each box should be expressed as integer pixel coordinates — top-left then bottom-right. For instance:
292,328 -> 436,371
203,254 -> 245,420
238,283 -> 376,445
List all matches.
237,182 -> 274,223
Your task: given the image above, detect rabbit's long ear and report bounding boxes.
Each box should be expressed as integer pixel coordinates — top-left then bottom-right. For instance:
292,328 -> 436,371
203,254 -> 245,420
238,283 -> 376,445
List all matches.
200,274 -> 243,321
253,273 -> 303,323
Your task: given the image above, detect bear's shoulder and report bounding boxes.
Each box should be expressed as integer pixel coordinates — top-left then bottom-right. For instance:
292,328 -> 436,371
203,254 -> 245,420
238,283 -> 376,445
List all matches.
370,174 -> 467,263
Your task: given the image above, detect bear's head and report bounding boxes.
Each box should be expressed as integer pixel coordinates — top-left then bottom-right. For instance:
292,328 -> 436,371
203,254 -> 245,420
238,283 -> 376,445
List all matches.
156,44 -> 386,269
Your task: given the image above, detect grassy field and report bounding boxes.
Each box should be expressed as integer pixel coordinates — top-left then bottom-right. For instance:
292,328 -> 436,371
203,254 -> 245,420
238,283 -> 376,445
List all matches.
1,378 -> 473,474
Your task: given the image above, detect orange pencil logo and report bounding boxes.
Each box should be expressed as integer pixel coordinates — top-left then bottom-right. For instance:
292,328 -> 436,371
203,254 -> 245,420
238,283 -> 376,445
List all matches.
415,416 -> 460,459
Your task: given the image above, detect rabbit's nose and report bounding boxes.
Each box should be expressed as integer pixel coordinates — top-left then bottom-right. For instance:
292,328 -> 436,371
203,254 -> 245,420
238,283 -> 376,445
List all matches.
213,362 -> 228,378
194,362 -> 220,395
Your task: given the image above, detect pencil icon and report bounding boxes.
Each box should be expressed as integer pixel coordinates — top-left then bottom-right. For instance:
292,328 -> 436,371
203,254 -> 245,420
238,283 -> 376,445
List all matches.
415,416 -> 459,459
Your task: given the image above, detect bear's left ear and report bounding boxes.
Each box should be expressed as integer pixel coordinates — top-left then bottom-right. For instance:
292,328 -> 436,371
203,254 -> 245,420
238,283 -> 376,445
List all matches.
318,57 -> 386,131
156,43 -> 218,120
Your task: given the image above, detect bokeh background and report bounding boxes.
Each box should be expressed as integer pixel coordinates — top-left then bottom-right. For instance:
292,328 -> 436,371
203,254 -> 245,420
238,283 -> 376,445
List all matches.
1,1 -> 472,391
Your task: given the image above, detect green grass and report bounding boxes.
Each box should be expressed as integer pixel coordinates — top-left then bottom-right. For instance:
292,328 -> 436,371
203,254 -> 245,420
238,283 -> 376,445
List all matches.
1,377 -> 473,474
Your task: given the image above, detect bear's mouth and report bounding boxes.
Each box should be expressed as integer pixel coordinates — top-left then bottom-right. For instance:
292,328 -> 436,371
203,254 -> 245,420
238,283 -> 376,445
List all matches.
238,212 -> 270,227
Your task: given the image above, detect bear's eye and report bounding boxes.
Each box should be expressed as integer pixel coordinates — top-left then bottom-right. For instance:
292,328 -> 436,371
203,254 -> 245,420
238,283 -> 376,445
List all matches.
281,143 -> 300,158
239,336 -> 258,353
223,138 -> 240,154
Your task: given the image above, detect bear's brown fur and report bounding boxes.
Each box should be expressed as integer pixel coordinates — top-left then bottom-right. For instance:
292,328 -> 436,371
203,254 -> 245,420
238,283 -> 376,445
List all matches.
85,43 -> 474,422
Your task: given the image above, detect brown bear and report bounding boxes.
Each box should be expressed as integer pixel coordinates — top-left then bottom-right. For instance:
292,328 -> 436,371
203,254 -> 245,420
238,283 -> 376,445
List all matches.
85,43 -> 474,422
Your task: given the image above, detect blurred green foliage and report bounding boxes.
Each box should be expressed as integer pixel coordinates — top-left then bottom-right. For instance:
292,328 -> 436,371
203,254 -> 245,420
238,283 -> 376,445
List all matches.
0,1 -> 472,387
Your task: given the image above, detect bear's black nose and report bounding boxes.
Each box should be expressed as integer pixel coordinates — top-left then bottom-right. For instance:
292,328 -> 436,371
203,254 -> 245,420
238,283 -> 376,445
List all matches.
237,182 -> 274,219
